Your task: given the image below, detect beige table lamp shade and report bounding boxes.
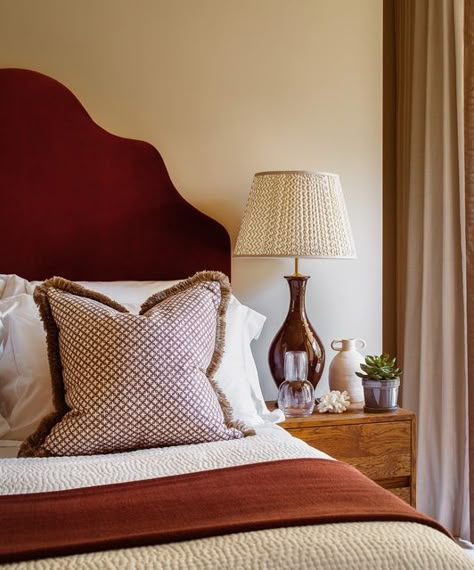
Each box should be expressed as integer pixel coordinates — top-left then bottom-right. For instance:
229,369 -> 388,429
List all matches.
234,171 -> 356,259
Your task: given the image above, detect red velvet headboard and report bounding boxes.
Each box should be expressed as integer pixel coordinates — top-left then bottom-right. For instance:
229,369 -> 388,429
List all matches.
0,68 -> 231,280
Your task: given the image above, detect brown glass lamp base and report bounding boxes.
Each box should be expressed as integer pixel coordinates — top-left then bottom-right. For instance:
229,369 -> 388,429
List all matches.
268,272 -> 325,390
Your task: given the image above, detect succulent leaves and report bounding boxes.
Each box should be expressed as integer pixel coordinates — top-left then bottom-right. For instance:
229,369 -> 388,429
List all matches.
355,353 -> 403,381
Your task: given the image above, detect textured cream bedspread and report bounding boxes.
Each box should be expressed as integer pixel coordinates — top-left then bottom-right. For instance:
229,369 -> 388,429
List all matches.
1,425 -> 472,568
3,522 -> 472,569
0,425 -> 329,493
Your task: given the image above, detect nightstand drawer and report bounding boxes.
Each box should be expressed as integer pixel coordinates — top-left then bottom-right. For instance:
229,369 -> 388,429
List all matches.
270,403 -> 416,507
287,420 -> 412,481
390,487 -> 411,503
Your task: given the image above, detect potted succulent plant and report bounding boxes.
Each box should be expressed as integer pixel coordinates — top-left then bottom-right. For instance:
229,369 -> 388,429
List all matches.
356,354 -> 403,412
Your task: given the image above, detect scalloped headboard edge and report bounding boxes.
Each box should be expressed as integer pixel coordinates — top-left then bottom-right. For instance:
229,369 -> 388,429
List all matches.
0,68 -> 231,281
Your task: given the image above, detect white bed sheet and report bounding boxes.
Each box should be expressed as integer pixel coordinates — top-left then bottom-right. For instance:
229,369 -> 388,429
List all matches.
0,423 -> 331,494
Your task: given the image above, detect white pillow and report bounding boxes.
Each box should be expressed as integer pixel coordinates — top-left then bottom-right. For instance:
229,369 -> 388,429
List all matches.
0,274 -> 29,299
0,275 -> 181,303
0,275 -> 281,441
0,294 -> 53,440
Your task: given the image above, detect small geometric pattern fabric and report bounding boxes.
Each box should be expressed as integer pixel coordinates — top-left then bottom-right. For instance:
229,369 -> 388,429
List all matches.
27,275 -> 244,456
234,171 -> 357,259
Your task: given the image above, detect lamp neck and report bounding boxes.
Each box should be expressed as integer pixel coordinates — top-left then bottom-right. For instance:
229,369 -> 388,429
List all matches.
284,275 -> 310,315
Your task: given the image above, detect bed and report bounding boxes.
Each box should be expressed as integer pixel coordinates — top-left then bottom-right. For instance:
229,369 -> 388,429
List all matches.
0,68 -> 471,569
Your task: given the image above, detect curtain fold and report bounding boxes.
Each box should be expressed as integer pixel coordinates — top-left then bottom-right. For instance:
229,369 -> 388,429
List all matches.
396,0 -> 468,537
466,0 -> 474,542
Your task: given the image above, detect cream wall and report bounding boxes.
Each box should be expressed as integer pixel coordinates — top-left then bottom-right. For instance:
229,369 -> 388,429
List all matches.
0,0 -> 382,399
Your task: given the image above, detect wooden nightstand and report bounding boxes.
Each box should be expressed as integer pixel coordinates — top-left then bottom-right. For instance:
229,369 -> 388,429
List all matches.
267,403 -> 416,507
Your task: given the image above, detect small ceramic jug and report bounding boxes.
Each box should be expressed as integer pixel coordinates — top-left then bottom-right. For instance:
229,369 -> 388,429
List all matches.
328,339 -> 367,406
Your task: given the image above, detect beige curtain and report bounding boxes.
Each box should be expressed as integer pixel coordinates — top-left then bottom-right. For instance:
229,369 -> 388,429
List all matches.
466,0 -> 474,542
396,0 -> 468,537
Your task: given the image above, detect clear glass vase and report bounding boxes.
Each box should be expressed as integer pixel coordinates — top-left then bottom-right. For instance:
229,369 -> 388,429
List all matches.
277,351 -> 315,417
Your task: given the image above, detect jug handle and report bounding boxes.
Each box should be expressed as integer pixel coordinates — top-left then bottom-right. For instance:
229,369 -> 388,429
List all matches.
330,339 -> 343,351
356,339 -> 367,349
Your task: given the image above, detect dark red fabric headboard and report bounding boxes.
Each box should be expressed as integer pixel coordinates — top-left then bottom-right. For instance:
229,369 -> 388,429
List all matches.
0,68 -> 231,280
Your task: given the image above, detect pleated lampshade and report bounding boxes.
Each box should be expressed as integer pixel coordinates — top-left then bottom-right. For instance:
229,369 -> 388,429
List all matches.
234,171 -> 356,259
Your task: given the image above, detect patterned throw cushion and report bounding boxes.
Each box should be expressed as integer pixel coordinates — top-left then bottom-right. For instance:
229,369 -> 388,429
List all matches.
19,272 -> 249,457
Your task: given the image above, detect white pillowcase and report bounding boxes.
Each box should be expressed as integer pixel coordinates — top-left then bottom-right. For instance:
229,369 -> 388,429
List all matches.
0,274 -> 282,441
0,294 -> 53,440
0,275 -> 181,303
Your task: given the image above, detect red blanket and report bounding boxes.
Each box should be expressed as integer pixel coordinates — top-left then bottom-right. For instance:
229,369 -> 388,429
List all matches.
1,458 -> 449,562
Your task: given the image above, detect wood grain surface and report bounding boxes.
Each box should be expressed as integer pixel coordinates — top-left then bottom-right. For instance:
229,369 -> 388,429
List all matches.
267,403 -> 416,507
